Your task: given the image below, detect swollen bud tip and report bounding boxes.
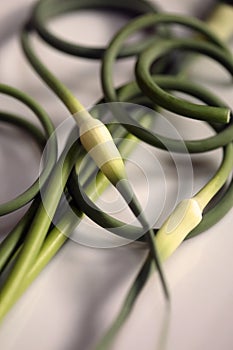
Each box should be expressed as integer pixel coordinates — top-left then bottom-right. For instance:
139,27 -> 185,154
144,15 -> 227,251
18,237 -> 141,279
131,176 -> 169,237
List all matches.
76,111 -> 127,186
155,198 -> 203,261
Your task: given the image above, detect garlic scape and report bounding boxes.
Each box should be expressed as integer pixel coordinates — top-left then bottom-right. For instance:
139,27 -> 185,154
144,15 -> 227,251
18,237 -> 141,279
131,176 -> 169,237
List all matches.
21,27 -> 169,300
155,143 -> 233,261
155,198 -> 202,261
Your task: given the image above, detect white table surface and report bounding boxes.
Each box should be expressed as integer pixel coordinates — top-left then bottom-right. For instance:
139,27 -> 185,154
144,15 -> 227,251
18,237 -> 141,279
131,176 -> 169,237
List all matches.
0,1 -> 233,349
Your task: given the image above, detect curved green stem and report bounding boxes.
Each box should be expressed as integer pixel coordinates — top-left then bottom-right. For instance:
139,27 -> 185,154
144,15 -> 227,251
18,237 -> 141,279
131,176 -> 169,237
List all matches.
135,39 -> 233,123
194,143 -> 233,210
0,112 -> 46,272
21,28 -> 83,115
0,86 -> 57,216
0,137 -> 80,323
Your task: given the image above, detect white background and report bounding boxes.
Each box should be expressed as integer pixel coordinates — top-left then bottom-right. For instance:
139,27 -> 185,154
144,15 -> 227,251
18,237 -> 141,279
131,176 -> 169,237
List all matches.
0,0 -> 233,349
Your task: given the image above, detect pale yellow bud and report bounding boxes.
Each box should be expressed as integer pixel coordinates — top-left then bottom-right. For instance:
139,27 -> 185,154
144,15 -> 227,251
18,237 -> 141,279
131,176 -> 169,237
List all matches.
76,112 -> 127,185
206,4 -> 233,41
155,198 -> 202,261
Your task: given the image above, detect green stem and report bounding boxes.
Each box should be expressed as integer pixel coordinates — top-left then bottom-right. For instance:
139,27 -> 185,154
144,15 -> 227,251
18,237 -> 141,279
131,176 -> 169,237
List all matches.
0,198 -> 40,273
21,29 -> 83,115
0,86 -> 57,216
0,138 -> 80,323
194,143 -> 233,210
135,39 -> 232,124
0,112 -> 46,272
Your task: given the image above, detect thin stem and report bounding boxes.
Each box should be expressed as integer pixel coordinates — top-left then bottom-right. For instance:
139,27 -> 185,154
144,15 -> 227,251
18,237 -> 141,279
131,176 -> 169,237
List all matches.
116,180 -> 170,300
0,198 -> 40,273
194,143 -> 233,211
0,139 -> 79,323
21,28 -> 83,115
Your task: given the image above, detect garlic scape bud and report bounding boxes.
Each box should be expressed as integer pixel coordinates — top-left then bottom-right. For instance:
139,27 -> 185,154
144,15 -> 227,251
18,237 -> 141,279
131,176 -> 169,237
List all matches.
74,110 -> 127,186
206,3 -> 233,41
156,143 -> 233,261
155,198 -> 202,261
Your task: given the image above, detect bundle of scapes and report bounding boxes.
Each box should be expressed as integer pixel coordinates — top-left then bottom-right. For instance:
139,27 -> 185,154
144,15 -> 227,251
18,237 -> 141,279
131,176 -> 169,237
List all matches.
0,0 -> 233,349
0,0 -> 169,324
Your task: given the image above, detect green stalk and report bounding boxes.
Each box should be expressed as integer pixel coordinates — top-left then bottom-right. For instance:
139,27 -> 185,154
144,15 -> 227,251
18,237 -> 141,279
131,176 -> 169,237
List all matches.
0,139 -> 80,323
115,180 -> 170,299
0,86 -> 57,216
21,30 -> 83,115
0,198 -> 40,273
0,112 -> 45,272
194,143 -> 233,210
135,38 -> 233,124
